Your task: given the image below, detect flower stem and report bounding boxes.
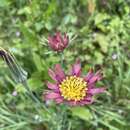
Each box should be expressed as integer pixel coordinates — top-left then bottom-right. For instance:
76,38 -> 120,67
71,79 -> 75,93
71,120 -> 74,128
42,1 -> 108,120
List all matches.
56,105 -> 70,130
22,81 -> 50,114
60,52 -> 64,68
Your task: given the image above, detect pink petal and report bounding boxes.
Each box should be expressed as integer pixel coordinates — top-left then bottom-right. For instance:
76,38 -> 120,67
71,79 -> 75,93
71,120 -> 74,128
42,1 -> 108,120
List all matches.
48,36 -> 53,44
56,32 -> 62,43
48,35 -> 59,51
45,92 -> 61,100
54,64 -> 65,81
67,100 -> 78,106
46,82 -> 59,90
88,84 -> 95,89
84,69 -> 94,82
48,37 -> 55,47
88,87 -> 106,95
78,99 -> 93,105
67,99 -> 93,106
63,33 -> 69,46
83,96 -> 92,101
75,96 -> 93,106
71,59 -> 81,76
48,69 -> 57,81
88,70 -> 102,84
55,97 -> 64,104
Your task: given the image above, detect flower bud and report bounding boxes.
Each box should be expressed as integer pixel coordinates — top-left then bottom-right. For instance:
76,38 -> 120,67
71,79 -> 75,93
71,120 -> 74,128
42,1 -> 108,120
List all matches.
48,32 -> 69,52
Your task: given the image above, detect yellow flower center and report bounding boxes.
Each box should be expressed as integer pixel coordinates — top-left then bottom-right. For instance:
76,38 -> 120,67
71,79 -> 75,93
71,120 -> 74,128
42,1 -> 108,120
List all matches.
59,76 -> 87,101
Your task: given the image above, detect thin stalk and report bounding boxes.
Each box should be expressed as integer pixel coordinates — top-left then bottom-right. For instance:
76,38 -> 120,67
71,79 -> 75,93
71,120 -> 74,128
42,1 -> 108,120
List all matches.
22,81 -> 40,104
22,81 -> 50,114
56,106 -> 69,130
68,121 -> 72,130
69,34 -> 77,43
59,52 -> 64,68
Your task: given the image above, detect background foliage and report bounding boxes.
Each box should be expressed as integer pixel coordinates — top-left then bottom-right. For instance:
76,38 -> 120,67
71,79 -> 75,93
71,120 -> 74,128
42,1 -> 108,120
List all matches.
0,0 -> 130,130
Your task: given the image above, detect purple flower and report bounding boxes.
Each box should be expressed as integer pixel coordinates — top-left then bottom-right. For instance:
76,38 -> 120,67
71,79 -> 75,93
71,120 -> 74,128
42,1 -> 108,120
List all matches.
48,32 -> 69,52
44,60 -> 106,106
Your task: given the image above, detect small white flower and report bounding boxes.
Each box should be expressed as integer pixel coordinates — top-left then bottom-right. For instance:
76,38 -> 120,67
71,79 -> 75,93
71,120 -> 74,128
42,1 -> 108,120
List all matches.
34,115 -> 42,122
35,115 -> 39,120
16,31 -> 21,37
12,91 -> 17,96
93,33 -> 97,38
118,109 -> 123,114
112,54 -> 118,60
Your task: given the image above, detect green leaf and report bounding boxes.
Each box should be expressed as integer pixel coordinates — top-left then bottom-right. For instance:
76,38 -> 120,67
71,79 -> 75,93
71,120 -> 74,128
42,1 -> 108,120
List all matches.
0,0 -> 9,7
32,53 -> 44,71
94,34 -> 109,53
27,77 -> 43,91
19,23 -> 37,47
71,107 -> 92,121
94,51 -> 104,64
95,13 -> 110,25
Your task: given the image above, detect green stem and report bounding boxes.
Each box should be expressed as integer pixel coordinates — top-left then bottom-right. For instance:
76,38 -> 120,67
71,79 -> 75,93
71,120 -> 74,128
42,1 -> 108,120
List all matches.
22,81 -> 39,103
60,52 -> 64,68
22,81 -> 50,114
68,121 -> 72,130
56,105 -> 69,130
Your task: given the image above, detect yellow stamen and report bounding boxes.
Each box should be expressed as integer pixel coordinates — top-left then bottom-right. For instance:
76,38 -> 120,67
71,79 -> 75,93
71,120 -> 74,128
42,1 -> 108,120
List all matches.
59,76 -> 87,101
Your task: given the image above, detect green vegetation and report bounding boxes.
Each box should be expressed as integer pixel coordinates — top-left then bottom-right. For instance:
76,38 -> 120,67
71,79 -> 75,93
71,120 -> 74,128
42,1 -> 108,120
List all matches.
0,0 -> 130,130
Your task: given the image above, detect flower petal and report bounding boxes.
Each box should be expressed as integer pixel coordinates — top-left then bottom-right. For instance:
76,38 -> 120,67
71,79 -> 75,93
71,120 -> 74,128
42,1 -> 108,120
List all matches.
67,98 -> 93,106
67,100 -> 78,106
46,82 -> 59,90
78,99 -> 93,105
54,64 -> 65,81
83,96 -> 92,101
84,69 -> 94,82
88,70 -> 102,84
48,69 -> 57,81
56,32 -> 62,43
88,87 -> 106,95
63,33 -> 69,46
55,97 -> 64,104
71,59 -> 81,76
48,36 -> 55,48
48,36 -> 53,44
88,84 -> 95,89
45,92 -> 61,100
